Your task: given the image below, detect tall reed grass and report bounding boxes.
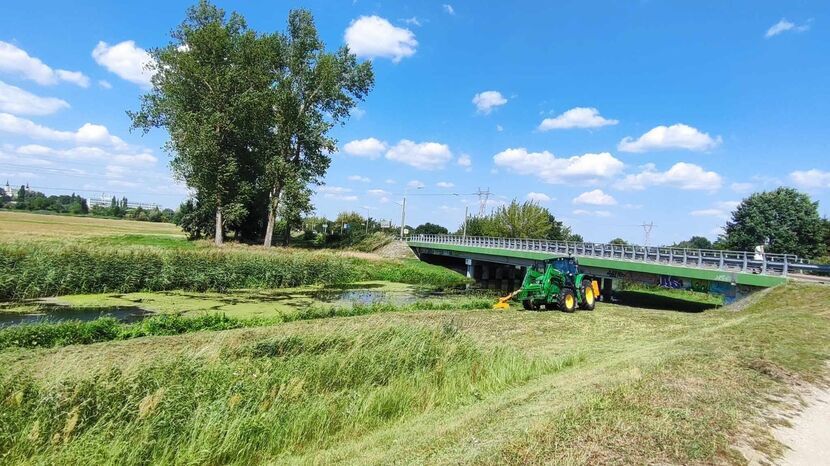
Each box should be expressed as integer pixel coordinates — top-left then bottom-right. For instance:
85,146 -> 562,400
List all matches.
0,243 -> 467,300
0,326 -> 568,464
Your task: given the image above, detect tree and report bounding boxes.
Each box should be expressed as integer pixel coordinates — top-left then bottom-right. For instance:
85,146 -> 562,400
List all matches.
334,211 -> 365,235
458,199 -> 576,240
493,200 -> 552,238
413,222 -> 449,236
609,238 -> 628,245
131,1 -> 276,246
720,187 -> 824,258
672,236 -> 713,250
261,10 -> 374,246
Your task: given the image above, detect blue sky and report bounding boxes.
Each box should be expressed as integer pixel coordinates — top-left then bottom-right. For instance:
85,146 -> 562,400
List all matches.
1,1 -> 828,244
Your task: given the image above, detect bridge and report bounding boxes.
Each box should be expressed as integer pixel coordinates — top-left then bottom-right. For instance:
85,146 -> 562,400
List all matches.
406,235 -> 829,303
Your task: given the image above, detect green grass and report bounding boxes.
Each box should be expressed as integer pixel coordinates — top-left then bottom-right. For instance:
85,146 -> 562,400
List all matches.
0,243 -> 468,300
0,296 -> 497,351
0,326 -> 560,464
92,234 -> 197,250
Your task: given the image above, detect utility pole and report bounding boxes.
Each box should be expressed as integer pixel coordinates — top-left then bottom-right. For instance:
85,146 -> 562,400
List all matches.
399,186 -> 422,239
640,221 -> 655,247
364,206 -> 370,234
462,205 -> 469,238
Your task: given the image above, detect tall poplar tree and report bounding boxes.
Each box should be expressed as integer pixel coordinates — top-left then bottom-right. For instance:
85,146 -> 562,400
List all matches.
130,1 -> 276,245
261,10 -> 374,246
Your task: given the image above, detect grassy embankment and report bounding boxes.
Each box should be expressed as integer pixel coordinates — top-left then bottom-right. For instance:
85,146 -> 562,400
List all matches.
0,283 -> 827,464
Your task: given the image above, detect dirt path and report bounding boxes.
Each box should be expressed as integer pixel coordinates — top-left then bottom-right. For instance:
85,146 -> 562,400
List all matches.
774,385 -> 830,465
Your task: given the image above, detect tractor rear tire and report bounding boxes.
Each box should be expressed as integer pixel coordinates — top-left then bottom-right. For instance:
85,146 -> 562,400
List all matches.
522,300 -> 539,311
579,284 -> 596,310
559,289 -> 576,313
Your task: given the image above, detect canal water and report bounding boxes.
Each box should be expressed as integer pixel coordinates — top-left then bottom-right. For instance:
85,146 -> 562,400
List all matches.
0,304 -> 154,328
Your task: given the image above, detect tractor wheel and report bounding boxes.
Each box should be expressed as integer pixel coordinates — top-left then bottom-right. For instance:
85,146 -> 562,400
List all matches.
522,300 -> 539,311
579,283 -> 596,310
559,289 -> 576,313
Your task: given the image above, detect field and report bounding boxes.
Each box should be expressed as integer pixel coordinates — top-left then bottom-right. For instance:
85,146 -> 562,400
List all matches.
0,211 -> 828,464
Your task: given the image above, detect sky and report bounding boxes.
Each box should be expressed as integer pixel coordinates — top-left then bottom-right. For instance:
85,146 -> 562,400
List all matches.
0,1 -> 828,245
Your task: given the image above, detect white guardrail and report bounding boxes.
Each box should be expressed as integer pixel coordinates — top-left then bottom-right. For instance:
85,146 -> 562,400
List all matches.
407,234 -> 830,277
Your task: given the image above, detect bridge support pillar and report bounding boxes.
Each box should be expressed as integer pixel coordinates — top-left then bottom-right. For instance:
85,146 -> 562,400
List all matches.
601,278 -> 613,301
465,259 -> 474,279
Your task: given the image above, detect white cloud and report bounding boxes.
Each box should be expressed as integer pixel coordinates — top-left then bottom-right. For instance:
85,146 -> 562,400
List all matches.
348,175 -> 370,183
616,162 -> 723,191
344,16 -> 417,63
730,182 -> 753,193
402,17 -> 421,27
367,189 -> 390,196
538,107 -> 618,131
0,41 -> 90,87
12,143 -> 156,166
573,209 -> 611,217
407,180 -> 425,189
436,181 -> 454,188
385,178 -> 396,184
0,81 -> 69,116
56,70 -> 90,88
618,124 -> 721,153
472,91 -> 507,114
765,18 -> 811,38
318,186 -> 352,194
690,201 -> 740,219
457,153 -> 472,169
496,124 -> 504,132
573,189 -> 617,206
92,40 -> 154,87
0,113 -> 127,147
386,139 -> 452,170
493,148 -> 624,184
343,137 -> 387,158
318,185 -> 357,201
98,80 -> 112,90
442,4 -> 455,15
526,192 -> 551,203
790,169 -> 830,189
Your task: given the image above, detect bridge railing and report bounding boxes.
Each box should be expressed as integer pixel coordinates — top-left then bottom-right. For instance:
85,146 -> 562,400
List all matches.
407,234 -> 829,277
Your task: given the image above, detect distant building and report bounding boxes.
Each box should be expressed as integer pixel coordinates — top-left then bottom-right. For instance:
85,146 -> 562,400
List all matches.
1,181 -> 16,199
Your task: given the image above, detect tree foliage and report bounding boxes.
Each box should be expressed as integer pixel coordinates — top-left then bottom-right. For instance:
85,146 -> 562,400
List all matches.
131,2 -> 371,246
459,200 -> 578,240
719,187 -> 825,258
262,11 -> 373,246
672,236 -> 713,250
413,223 -> 449,236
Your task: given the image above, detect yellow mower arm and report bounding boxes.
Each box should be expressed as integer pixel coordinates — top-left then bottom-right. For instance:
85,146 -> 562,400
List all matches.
493,289 -> 521,310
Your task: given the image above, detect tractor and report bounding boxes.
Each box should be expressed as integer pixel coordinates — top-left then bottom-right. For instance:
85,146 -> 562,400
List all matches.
493,257 -> 599,312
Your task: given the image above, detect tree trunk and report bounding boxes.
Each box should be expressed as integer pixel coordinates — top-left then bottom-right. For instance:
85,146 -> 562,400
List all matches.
282,221 -> 291,246
263,185 -> 283,247
215,207 -> 224,246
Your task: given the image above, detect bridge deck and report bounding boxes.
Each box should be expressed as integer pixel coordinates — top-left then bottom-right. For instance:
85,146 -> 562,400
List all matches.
407,236 -> 796,288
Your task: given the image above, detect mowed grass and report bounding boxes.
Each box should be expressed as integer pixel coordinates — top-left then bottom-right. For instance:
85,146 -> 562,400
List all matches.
0,211 -> 183,242
0,283 -> 827,464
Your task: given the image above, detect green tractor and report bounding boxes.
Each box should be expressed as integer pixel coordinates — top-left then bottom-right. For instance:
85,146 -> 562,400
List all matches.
493,257 -> 598,312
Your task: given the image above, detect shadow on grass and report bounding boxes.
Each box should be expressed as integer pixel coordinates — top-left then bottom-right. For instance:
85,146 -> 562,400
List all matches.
611,290 -> 720,313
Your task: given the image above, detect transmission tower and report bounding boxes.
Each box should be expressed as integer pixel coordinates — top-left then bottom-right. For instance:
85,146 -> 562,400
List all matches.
640,221 -> 655,247
475,187 -> 491,216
